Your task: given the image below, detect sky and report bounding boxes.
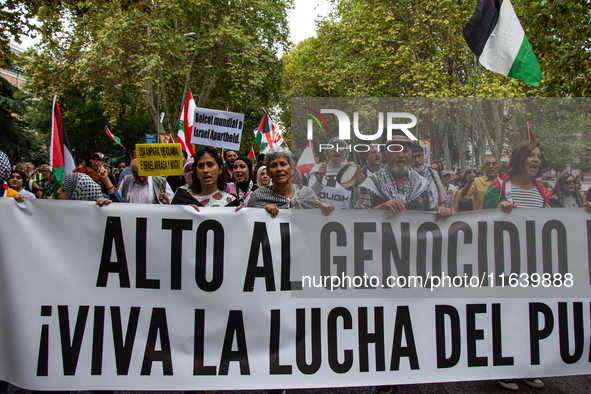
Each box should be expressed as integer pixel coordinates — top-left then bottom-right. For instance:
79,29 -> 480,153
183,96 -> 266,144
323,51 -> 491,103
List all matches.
18,0 -> 334,49
288,0 -> 334,45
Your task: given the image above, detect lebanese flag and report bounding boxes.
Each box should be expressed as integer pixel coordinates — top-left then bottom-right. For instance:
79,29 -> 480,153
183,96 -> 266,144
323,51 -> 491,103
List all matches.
105,126 -> 125,149
297,140 -> 316,174
463,0 -> 541,86
50,95 -> 75,197
177,89 -> 196,156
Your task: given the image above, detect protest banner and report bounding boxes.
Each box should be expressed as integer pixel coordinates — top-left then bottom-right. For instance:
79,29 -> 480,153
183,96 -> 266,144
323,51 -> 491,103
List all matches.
0,199 -> 589,390
136,143 -> 183,177
189,107 -> 244,151
144,133 -> 158,144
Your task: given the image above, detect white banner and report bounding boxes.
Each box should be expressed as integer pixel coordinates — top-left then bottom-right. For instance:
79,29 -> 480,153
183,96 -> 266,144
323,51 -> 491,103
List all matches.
189,107 -> 244,150
0,199 -> 590,390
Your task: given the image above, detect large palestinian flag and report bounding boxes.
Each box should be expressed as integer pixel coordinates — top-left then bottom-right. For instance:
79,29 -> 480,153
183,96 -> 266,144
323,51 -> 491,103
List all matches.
50,95 -> 75,197
177,89 -> 196,156
463,0 -> 541,86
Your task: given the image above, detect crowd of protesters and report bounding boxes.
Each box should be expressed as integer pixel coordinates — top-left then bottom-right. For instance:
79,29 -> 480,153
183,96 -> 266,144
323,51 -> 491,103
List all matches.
5,136 -> 591,215
2,133 -> 591,394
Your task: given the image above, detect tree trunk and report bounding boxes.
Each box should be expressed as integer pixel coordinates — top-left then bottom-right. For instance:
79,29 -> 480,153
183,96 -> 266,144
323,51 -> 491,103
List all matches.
452,102 -> 469,174
197,73 -> 219,107
144,81 -> 160,133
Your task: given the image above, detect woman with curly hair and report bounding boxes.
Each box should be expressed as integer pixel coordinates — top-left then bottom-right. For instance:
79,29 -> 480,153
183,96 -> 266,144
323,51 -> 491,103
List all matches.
553,173 -> 583,208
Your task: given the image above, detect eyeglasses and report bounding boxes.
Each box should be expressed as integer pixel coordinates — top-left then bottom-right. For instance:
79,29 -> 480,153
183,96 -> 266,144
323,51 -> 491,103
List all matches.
484,162 -> 497,166
564,180 -> 574,185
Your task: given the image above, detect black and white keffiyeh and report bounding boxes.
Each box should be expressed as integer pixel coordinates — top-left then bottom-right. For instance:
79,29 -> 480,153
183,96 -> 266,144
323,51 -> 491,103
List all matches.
63,173 -> 103,201
422,167 -> 433,183
247,184 -> 318,209
360,167 -> 429,205
235,180 -> 254,206
0,150 -> 11,182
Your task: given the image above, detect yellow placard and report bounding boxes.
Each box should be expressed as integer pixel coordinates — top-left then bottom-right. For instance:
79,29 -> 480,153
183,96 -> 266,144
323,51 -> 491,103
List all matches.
136,143 -> 184,176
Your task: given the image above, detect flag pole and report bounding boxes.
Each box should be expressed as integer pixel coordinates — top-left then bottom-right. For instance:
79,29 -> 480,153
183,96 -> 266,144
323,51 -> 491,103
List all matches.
471,55 -> 477,174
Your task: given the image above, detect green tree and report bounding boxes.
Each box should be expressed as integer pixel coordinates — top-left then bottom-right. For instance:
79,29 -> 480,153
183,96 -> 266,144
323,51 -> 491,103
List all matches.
25,0 -> 291,157
0,75 -> 45,164
281,0 -> 522,169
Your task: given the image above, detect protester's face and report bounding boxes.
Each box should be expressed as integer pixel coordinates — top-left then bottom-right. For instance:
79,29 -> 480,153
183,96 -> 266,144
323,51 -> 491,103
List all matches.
328,143 -> 346,164
130,149 -> 137,160
196,153 -> 221,188
442,173 -> 452,186
411,151 -> 424,173
522,147 -> 542,177
8,173 -> 23,190
184,167 -> 194,186
431,163 -> 439,172
257,159 -> 265,167
484,157 -> 499,179
118,163 -> 126,171
57,186 -> 67,200
562,176 -> 575,193
268,156 -> 291,185
25,164 -> 34,176
40,167 -> 50,179
386,145 -> 410,176
91,156 -> 104,171
224,151 -> 237,167
259,168 -> 270,186
130,160 -> 147,186
366,146 -> 382,167
233,159 -> 250,183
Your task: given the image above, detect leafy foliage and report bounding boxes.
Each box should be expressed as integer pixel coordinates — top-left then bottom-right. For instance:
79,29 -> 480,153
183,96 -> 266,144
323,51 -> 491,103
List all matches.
24,0 -> 292,158
0,76 -> 45,164
282,0 -> 591,172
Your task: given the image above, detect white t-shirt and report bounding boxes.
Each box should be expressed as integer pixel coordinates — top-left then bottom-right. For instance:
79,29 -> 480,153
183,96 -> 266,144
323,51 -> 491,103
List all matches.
191,190 -> 236,207
563,194 -> 577,208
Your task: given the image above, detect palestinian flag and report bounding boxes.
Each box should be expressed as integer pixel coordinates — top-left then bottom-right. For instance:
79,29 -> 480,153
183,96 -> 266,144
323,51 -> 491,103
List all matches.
463,0 -> 541,86
50,95 -> 75,198
247,147 -> 256,162
105,126 -> 125,149
483,173 -> 553,209
254,112 -> 275,153
177,89 -> 196,156
254,111 -> 286,154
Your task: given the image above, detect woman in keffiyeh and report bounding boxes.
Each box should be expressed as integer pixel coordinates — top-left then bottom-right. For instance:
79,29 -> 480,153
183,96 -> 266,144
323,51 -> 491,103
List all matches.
248,146 -> 333,217
225,156 -> 258,206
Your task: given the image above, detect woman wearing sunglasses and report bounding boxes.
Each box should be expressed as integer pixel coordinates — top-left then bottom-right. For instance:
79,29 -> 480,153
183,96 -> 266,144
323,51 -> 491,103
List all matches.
553,173 -> 584,208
